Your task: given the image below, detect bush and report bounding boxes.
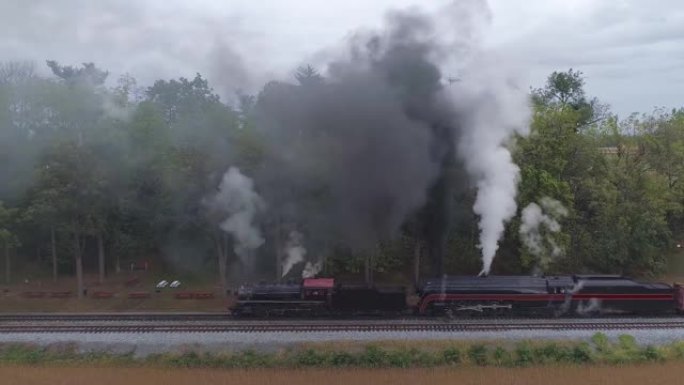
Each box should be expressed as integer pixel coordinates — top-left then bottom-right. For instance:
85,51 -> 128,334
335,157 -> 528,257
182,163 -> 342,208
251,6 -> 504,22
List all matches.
618,334 -> 638,351
533,343 -> 570,364
442,347 -> 461,365
410,349 -> 438,367
641,346 -> 665,362
360,346 -> 388,368
294,349 -> 328,367
1,345 -> 46,364
169,351 -> 202,368
514,342 -> 534,367
591,333 -> 611,353
329,351 -> 357,367
386,350 -> 413,368
468,344 -> 488,366
570,343 -> 593,364
601,334 -> 641,364
230,350 -> 275,368
669,342 -> 684,359
492,346 -> 513,367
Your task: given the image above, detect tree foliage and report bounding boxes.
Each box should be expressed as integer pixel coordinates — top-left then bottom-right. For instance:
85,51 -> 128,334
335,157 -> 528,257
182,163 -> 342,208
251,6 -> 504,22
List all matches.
0,61 -> 681,294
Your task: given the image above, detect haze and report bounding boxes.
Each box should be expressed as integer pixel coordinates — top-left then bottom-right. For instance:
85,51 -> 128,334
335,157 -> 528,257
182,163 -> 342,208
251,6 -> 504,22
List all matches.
1,0 -> 681,116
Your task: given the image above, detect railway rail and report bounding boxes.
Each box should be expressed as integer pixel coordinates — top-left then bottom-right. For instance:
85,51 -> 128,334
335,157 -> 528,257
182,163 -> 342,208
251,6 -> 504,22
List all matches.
2,319 -> 684,334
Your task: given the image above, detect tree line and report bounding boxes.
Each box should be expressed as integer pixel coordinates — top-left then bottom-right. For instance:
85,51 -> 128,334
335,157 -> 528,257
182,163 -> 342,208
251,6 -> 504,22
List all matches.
0,61 -> 682,296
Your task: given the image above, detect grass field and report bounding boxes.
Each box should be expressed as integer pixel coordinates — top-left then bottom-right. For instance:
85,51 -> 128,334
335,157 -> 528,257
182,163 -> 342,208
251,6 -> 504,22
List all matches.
0,363 -> 681,385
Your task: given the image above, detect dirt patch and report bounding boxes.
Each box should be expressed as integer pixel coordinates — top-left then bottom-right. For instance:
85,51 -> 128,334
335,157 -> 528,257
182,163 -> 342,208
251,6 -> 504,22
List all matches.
0,273 -> 232,312
0,363 -> 681,385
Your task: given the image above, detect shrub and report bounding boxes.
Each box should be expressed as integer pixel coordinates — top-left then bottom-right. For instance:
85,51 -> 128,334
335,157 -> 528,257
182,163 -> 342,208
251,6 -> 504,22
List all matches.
492,346 -> 513,367
329,351 -> 357,367
641,346 -> 665,362
1,344 -> 46,364
591,333 -> 611,354
533,343 -> 570,363
360,346 -> 388,368
669,342 -> 684,359
600,334 -> 641,364
442,347 -> 461,365
386,350 -> 413,368
514,342 -> 534,367
410,349 -> 438,367
468,344 -> 488,366
294,349 -> 328,367
230,350 -> 274,368
570,343 -> 593,364
618,334 -> 638,351
169,351 -> 202,368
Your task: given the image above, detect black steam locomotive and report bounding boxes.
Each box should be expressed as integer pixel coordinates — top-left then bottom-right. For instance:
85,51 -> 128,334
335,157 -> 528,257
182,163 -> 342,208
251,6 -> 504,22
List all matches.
230,275 -> 684,317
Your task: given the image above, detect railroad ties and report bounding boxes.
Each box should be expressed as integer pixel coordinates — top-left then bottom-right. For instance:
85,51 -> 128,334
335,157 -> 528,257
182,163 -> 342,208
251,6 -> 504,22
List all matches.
1,319 -> 684,334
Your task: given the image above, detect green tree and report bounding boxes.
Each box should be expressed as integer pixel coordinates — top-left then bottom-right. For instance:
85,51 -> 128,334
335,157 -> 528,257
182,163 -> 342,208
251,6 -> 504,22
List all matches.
34,142 -> 110,297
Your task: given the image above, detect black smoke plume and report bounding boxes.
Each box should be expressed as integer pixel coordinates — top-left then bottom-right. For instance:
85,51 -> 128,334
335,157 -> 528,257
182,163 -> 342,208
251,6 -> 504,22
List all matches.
250,4 -> 530,275
251,9 -> 461,271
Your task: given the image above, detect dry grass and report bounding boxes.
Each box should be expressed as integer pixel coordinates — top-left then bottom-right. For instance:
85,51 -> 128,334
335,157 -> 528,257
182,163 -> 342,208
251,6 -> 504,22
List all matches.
0,363 -> 681,385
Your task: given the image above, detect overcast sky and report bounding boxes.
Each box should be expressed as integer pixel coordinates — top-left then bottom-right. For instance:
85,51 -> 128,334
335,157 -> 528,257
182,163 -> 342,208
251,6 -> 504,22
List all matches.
1,0 -> 682,117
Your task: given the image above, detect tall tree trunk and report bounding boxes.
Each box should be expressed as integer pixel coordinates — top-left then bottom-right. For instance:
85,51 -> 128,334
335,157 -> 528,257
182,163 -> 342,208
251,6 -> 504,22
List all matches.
74,232 -> 84,299
364,253 -> 374,287
4,242 -> 10,285
413,241 -> 421,288
51,226 -> 58,282
97,233 -> 105,284
115,253 -> 121,274
216,233 -> 228,298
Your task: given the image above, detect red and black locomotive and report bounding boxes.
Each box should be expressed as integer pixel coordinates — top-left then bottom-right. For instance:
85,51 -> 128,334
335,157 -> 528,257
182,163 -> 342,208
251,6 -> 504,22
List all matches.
230,275 -> 684,317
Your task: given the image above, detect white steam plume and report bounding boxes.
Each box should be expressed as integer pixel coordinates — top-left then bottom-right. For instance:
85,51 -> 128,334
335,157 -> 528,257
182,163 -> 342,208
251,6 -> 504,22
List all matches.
451,53 -> 531,276
519,197 -> 568,270
302,261 -> 323,279
282,230 -> 306,278
212,167 -> 265,264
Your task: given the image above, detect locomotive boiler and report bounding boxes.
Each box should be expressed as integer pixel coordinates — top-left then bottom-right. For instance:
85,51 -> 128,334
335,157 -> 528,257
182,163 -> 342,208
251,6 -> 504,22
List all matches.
417,275 -> 679,316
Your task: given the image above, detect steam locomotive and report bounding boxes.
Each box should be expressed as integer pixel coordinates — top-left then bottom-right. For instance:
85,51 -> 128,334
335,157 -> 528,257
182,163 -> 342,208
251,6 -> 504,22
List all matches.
230,275 -> 684,317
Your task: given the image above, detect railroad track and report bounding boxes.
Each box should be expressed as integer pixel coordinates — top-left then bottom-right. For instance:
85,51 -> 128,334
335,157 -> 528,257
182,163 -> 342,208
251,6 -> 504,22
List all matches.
2,321 -> 684,334
1,312 -> 681,323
